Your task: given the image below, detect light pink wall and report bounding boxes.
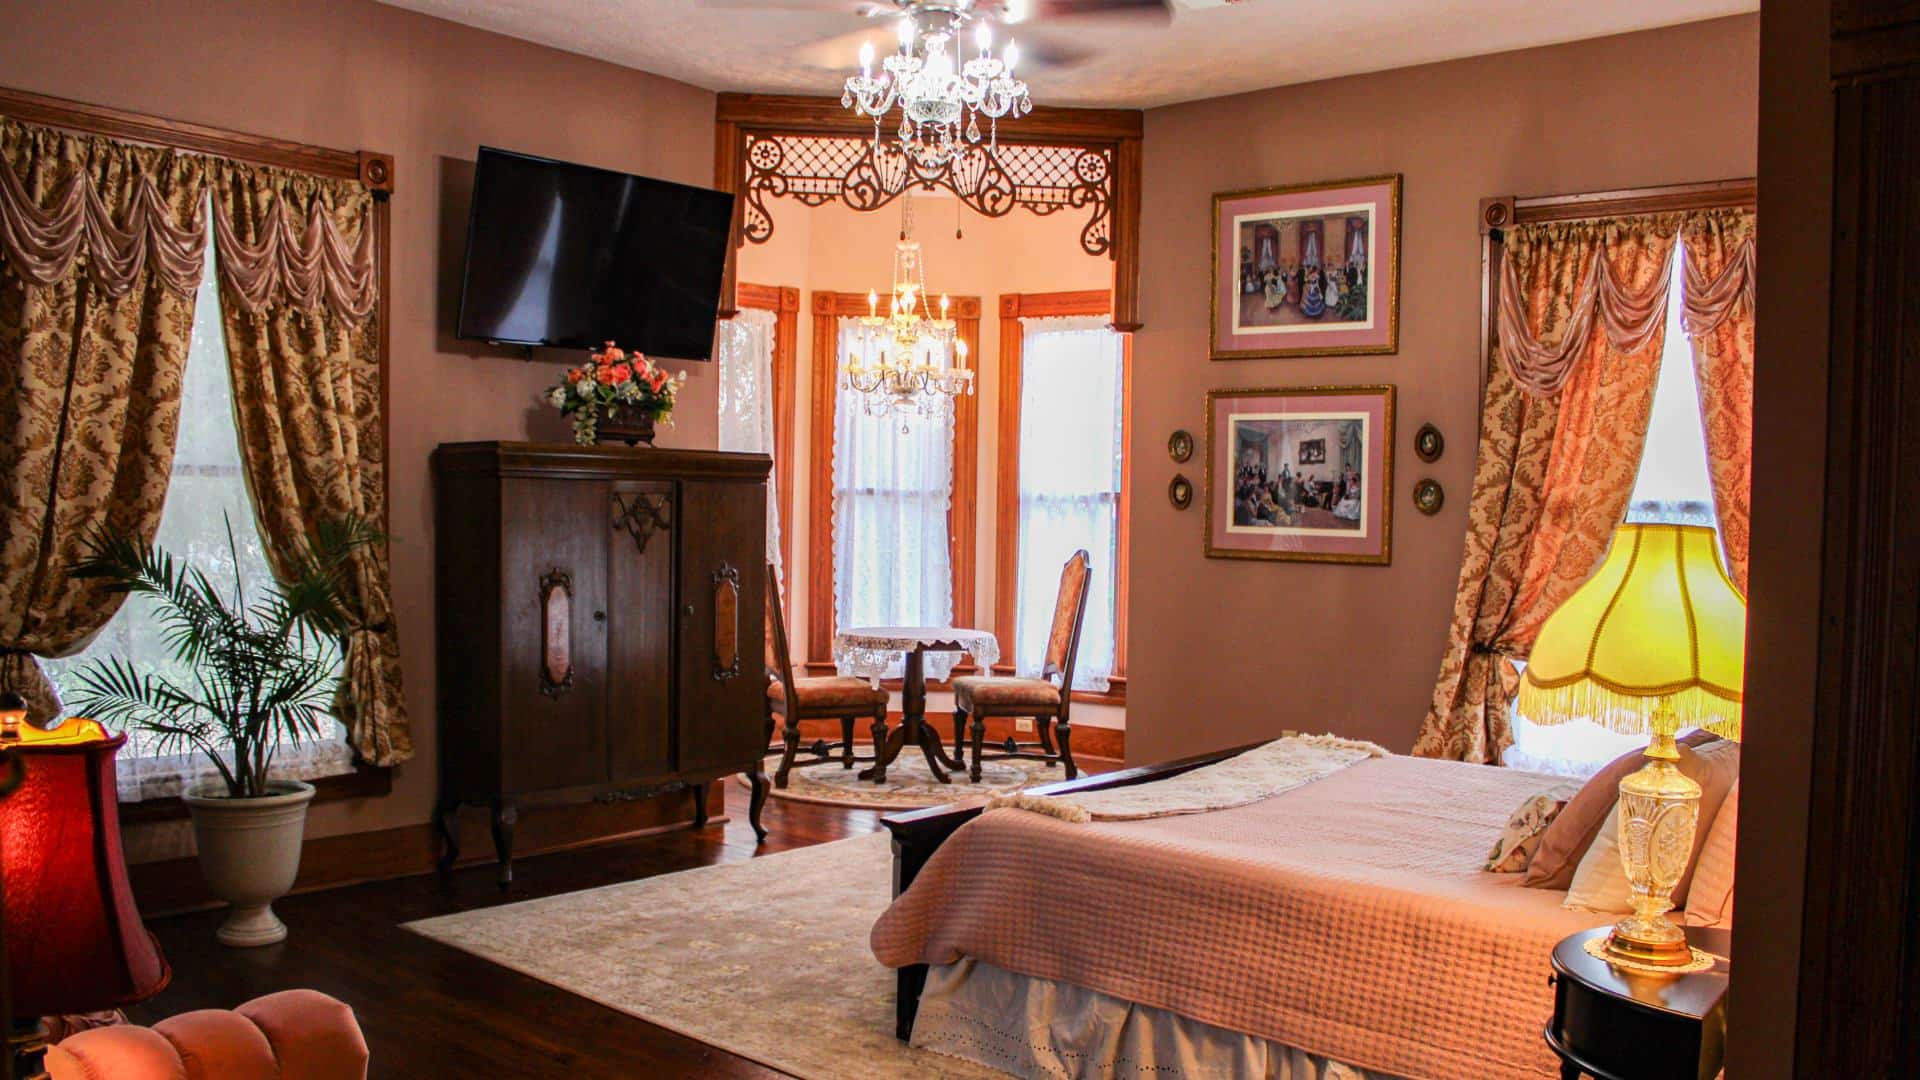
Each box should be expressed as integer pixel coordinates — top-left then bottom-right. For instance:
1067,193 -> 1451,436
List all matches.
1126,16 -> 1759,764
0,0 -> 718,848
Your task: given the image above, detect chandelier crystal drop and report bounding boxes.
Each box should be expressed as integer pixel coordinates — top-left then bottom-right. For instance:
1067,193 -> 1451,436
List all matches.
842,4 -> 1032,170
841,195 -> 975,433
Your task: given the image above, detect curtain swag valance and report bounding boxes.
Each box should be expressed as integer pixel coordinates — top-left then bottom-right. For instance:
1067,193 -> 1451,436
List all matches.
0,120 -> 378,321
0,162 -> 207,297
211,182 -> 377,320
1497,213 -> 1756,397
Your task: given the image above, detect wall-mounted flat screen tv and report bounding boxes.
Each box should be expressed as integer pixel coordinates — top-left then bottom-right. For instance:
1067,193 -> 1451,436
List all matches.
456,147 -> 735,360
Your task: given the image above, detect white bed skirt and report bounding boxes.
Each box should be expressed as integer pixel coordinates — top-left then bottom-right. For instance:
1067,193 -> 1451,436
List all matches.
912,959 -> 1400,1080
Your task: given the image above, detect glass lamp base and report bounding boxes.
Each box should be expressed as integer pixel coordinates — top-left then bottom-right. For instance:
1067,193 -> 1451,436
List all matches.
1606,731 -> 1701,970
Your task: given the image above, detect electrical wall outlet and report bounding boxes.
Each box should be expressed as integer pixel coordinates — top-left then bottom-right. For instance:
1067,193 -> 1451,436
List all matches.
1015,718 -> 1035,734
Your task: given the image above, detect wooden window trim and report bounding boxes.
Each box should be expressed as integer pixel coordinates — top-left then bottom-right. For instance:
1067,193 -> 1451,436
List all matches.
993,290 -> 1128,702
732,282 -> 801,592
0,85 -> 399,812
806,291 -> 982,670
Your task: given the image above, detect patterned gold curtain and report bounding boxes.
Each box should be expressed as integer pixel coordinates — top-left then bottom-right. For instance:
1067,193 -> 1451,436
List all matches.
209,160 -> 409,766
0,118 -> 205,721
1413,217 -> 1670,763
1681,209 -> 1756,592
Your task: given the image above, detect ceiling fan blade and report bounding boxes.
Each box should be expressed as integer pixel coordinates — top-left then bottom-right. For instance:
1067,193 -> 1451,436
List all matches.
694,0 -> 878,10
794,27 -> 896,71
1012,0 -> 1171,21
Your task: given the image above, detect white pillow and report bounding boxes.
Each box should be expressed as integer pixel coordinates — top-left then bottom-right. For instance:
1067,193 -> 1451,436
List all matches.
1563,802 -> 1633,913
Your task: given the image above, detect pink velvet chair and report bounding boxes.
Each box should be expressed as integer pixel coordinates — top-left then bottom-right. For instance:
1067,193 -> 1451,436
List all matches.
46,989 -> 368,1080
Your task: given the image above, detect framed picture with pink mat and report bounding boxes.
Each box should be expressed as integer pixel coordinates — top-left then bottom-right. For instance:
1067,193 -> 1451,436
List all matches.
1212,175 -> 1401,360
1204,385 -> 1394,565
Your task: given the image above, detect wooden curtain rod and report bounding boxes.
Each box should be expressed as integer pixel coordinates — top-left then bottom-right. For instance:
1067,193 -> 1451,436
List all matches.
1480,178 -> 1755,234
0,85 -> 394,194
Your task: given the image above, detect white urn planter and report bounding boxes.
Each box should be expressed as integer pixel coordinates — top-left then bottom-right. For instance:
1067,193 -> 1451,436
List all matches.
183,779 -> 315,947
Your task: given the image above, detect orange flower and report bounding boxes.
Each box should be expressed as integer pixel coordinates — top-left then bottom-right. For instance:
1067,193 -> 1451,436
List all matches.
566,368 -> 585,383
596,366 -> 617,385
610,364 -> 632,384
647,368 -> 668,392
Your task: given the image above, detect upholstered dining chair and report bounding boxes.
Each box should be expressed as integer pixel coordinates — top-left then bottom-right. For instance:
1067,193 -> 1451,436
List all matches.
764,563 -> 890,788
950,549 -> 1092,782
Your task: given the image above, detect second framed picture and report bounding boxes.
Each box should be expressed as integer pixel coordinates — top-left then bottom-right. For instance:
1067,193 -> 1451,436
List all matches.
1205,385 -> 1395,565
1211,174 -> 1401,360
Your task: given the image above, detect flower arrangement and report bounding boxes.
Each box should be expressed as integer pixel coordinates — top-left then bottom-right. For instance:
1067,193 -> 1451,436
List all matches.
546,342 -> 687,445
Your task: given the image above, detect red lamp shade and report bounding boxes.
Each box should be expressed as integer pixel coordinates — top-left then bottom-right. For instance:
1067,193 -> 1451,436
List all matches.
0,714 -> 169,1018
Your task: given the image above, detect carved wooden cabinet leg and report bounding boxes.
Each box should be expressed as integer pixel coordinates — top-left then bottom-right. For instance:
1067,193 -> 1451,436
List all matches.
489,798 -> 517,888
969,716 -> 987,782
691,783 -> 710,829
1056,722 -> 1077,780
434,799 -> 461,873
747,769 -> 770,842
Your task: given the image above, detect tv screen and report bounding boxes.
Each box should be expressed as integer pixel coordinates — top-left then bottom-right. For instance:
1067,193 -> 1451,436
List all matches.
456,147 -> 736,359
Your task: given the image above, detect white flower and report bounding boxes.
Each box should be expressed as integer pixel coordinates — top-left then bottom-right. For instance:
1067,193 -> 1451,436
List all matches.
576,380 -> 594,399
548,387 -> 567,408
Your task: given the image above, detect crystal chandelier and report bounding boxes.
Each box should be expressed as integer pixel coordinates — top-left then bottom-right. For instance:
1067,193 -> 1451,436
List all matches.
841,3 -> 1031,169
842,196 -> 974,431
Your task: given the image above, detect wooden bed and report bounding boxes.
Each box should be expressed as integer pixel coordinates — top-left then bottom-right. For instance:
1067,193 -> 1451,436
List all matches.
875,741 -> 1611,1078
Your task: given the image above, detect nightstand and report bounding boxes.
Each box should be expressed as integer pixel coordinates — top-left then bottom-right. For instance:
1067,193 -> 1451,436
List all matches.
1545,925 -> 1731,1080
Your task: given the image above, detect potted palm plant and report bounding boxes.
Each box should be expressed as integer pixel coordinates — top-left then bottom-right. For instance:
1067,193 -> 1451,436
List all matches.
67,517 -> 377,947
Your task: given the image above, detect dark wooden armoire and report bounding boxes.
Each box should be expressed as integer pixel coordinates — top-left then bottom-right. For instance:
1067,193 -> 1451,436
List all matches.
430,442 -> 771,883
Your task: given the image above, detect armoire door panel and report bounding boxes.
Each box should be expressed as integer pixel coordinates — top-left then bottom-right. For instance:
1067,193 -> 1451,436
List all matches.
676,480 -> 768,773
606,480 -> 676,783
499,477 -> 609,795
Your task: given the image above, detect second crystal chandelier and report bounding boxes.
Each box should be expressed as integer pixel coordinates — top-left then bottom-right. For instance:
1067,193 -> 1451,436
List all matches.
842,2 -> 1032,169
842,194 -> 975,432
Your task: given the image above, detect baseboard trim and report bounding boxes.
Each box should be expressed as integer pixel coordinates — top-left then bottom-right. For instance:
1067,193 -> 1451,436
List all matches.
129,781 -> 722,917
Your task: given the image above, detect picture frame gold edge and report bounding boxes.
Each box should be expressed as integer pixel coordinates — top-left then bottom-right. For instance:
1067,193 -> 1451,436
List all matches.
1201,383 -> 1396,566
1208,174 -> 1403,361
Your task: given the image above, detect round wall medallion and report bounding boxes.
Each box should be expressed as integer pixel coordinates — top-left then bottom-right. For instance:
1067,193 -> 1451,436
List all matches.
1168,474 -> 1194,510
1167,429 -> 1194,463
1413,478 -> 1445,516
1414,423 -> 1445,463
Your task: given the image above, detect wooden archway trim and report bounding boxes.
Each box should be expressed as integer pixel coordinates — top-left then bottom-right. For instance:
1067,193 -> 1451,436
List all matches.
714,93 -> 1144,331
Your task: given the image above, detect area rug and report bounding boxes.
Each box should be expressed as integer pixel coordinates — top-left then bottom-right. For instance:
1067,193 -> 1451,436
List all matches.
744,751 -> 1069,811
404,833 -> 1000,1079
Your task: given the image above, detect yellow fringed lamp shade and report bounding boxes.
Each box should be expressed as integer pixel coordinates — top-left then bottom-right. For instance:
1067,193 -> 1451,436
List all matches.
1517,523 -> 1745,740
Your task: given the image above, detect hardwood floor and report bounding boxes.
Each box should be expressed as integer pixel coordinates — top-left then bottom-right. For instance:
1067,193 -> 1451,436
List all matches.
131,783 -> 891,1079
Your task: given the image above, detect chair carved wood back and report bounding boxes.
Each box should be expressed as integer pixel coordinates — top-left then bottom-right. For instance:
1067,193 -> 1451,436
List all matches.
1042,550 -> 1092,723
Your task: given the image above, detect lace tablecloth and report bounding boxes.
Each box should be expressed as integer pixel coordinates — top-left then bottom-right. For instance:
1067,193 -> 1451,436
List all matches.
833,627 -> 1000,685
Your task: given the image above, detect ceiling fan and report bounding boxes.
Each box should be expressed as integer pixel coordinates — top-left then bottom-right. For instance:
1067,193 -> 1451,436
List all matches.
701,0 -> 1175,76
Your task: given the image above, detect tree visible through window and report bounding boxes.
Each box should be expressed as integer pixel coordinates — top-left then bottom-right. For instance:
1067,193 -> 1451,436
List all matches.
1505,246 -> 1721,777
43,202 -> 352,802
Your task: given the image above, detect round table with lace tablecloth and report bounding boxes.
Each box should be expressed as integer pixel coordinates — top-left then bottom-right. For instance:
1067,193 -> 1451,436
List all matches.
833,627 -> 999,785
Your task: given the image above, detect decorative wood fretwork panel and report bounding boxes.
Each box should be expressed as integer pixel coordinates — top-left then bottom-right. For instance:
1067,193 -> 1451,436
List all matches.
742,134 -> 1114,258
715,93 -> 1144,330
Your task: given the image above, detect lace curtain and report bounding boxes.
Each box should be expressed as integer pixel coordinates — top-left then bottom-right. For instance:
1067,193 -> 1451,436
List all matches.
1013,316 -> 1122,690
715,307 -> 782,582
40,207 -> 354,800
832,316 -> 954,678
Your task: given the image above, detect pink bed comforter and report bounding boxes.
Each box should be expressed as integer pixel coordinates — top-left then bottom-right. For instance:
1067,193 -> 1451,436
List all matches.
870,754 -> 1607,1079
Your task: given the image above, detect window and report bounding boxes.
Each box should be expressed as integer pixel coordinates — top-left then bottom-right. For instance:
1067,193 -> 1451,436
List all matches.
829,316 -> 956,674
1506,246 -> 1717,778
994,291 -> 1128,696
42,205 -> 351,802
1010,316 -> 1125,690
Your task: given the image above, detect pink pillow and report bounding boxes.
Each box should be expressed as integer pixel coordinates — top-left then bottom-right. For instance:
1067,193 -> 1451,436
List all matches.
1686,782 -> 1738,927
1524,730 -> 1725,891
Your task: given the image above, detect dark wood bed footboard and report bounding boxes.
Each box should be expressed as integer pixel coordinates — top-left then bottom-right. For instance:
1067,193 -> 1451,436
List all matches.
879,741 -> 1267,1041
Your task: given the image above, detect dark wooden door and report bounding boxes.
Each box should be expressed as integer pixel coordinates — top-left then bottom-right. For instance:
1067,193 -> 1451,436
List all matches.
674,479 -> 767,773
605,480 -> 675,783
499,476 -> 609,795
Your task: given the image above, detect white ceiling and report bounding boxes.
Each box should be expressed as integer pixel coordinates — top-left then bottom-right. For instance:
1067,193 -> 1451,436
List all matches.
378,0 -> 1755,110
